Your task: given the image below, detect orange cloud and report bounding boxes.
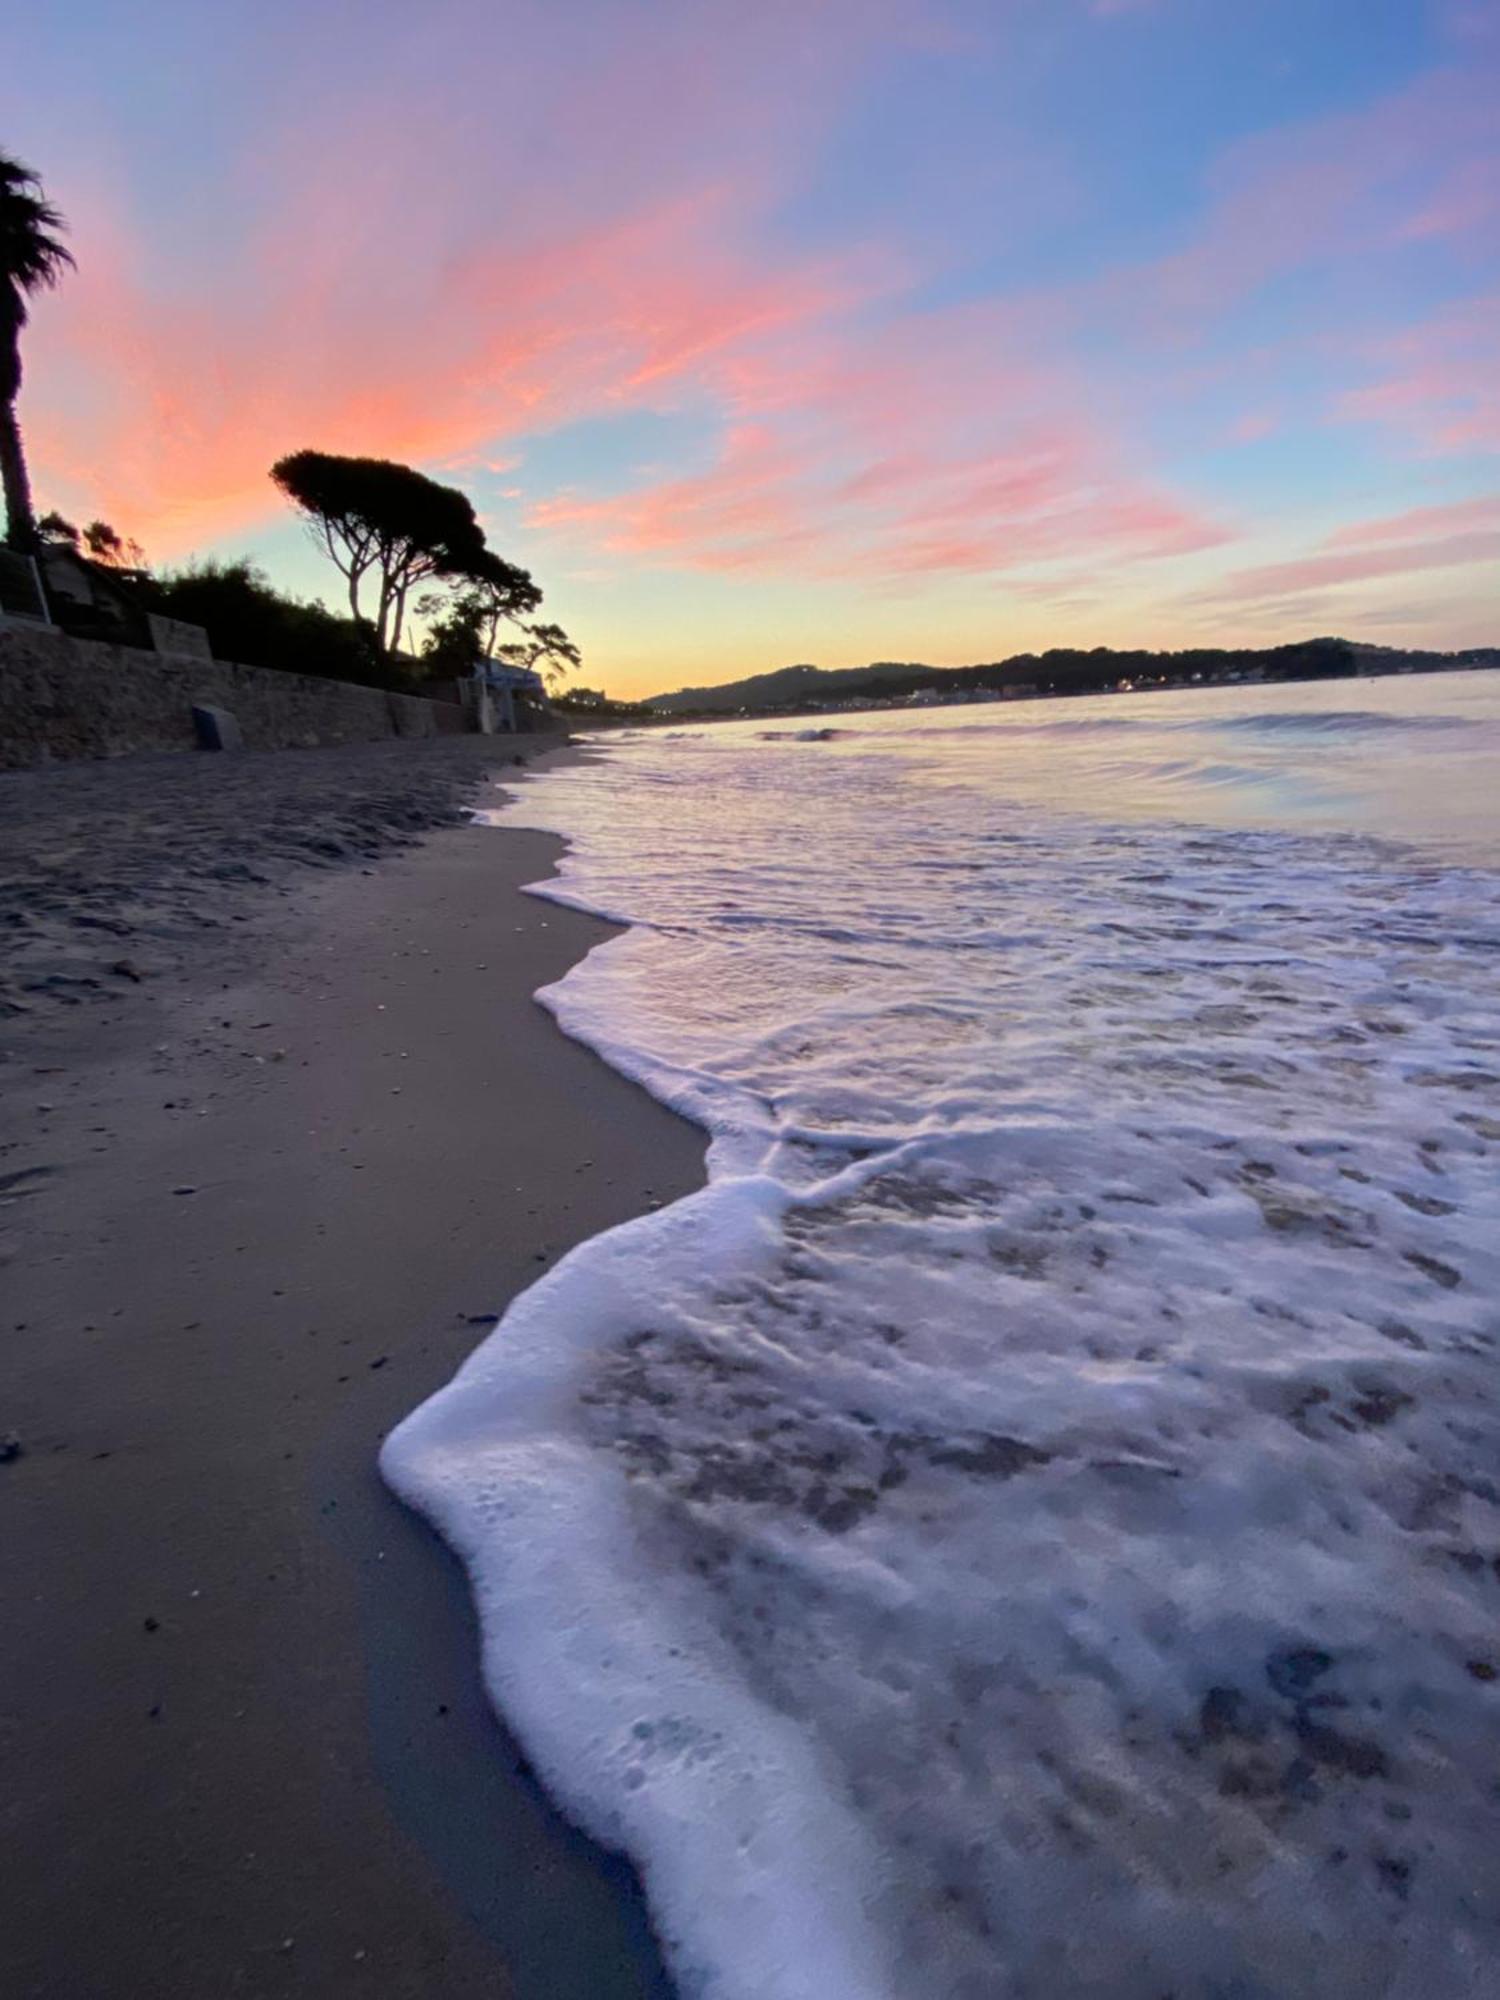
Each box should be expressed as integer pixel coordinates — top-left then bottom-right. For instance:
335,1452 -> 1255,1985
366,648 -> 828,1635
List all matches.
26,181 -> 885,560
23,0 -> 921,558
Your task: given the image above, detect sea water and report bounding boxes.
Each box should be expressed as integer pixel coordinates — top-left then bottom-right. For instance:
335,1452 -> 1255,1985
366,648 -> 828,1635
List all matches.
383,670 -> 1500,1999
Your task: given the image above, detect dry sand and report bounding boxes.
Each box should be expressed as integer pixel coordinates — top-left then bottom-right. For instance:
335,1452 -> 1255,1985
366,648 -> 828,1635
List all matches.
1,736 -> 702,1998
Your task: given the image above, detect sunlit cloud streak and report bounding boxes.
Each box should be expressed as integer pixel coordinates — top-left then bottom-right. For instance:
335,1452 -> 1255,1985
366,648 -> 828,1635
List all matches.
1321,494 -> 1500,549
524,38 -> 1498,590
1190,502 -> 1500,606
1334,295 -> 1500,454
530,309 -> 1231,581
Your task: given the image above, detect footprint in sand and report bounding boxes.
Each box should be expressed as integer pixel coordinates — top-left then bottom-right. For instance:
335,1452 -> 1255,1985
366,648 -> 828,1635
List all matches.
0,1164 -> 59,1203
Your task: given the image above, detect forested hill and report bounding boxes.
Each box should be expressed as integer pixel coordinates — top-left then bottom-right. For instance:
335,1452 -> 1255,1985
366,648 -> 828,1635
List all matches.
647,661 -> 931,713
646,639 -> 1499,716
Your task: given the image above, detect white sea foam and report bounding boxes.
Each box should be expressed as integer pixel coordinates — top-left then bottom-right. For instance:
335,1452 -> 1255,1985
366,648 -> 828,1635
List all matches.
384,675 -> 1500,1998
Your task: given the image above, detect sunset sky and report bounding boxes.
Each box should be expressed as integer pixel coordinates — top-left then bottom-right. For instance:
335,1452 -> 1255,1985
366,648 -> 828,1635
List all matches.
7,0 -> 1497,697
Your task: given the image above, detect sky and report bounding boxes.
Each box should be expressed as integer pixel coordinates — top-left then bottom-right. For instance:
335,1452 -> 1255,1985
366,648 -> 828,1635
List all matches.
4,0 -> 1497,698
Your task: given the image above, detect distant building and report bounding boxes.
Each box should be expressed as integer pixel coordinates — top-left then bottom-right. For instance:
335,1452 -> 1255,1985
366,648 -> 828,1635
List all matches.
36,546 -> 150,645
0,547 -> 50,626
473,658 -> 550,733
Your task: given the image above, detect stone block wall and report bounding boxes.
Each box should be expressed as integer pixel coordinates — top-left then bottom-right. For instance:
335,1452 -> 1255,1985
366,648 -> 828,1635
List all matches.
0,623 -> 472,769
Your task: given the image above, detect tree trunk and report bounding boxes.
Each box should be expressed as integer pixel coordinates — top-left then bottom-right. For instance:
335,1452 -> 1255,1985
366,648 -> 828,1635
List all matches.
0,397 -> 35,551
375,571 -> 393,657
0,312 -> 38,555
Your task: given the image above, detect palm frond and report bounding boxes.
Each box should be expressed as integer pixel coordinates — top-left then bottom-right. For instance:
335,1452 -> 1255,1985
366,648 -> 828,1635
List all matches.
0,152 -> 75,308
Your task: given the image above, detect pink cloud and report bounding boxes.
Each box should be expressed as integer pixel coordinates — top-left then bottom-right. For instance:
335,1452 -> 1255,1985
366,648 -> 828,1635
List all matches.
19,0 -> 1495,644
533,425 -> 818,572
529,301 -> 1230,581
534,437 -> 1226,578
1177,484 -> 1500,640
1192,524 -> 1496,600
1334,294 -> 1500,454
1320,493 -> 1500,549
1227,412 -> 1279,445
24,1 -> 922,557
1104,63 -> 1498,328
20,0 -> 1234,590
28,178 -> 893,558
1395,158 -> 1500,244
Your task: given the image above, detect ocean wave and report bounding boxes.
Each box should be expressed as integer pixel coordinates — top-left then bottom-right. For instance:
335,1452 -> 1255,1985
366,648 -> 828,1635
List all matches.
911,710 -> 1144,737
386,718 -> 1500,1999
1211,708 -> 1472,735
896,705 -> 1474,744
756,726 -> 845,741
1138,756 -> 1271,788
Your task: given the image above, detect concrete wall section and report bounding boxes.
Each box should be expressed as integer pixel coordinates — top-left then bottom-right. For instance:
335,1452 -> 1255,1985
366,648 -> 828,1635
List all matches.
0,624 -> 472,768
147,614 -> 213,661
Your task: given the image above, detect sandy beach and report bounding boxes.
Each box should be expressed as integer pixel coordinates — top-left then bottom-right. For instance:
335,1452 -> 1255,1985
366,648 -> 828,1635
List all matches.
1,736 -> 700,1998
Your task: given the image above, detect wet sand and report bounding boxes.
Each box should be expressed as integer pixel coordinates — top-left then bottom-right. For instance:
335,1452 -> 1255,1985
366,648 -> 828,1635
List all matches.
0,737 -> 701,1997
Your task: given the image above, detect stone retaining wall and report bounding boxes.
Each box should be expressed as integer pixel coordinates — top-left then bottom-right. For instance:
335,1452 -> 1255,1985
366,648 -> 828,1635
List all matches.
0,623 -> 472,768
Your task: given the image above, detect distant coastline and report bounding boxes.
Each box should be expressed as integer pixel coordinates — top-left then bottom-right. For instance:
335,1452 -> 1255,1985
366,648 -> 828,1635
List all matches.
642,636 -> 1500,722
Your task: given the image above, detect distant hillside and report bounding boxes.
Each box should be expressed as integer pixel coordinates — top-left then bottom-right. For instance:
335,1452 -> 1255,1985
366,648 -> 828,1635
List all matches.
647,660 -> 930,714
646,640 -> 1500,716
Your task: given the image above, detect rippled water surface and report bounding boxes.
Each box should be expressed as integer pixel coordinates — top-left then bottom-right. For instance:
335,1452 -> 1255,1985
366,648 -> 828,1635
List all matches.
752,669 -> 1500,860
385,671 -> 1500,2000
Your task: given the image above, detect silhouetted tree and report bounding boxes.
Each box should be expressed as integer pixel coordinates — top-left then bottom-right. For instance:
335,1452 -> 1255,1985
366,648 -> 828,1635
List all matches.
36,508 -> 79,548
416,588 -> 491,677
270,450 -> 489,656
453,545 -> 543,650
269,452 -> 383,624
1,153 -> 73,553
81,517 -> 146,568
495,620 -> 581,688
35,509 -> 146,568
417,553 -> 546,676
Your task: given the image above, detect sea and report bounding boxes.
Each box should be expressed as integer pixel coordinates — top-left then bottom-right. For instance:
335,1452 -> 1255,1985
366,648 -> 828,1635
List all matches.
383,669 -> 1500,2000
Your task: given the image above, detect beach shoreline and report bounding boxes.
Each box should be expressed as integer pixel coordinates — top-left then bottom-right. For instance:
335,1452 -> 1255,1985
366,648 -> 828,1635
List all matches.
1,735 -> 699,1998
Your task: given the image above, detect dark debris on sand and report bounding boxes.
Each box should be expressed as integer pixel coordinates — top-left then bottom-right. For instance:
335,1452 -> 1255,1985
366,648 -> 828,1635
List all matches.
0,737 -> 542,1034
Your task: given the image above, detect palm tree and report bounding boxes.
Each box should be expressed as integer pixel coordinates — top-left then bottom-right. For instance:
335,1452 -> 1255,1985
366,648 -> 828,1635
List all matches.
1,153 -> 73,554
